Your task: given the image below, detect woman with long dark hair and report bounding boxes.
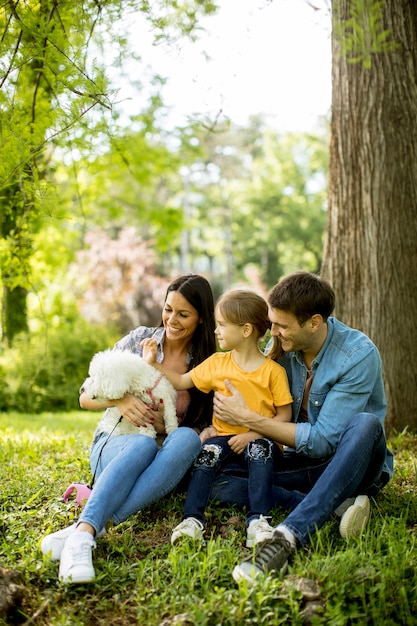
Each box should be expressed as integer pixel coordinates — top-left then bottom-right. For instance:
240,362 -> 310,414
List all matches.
41,274 -> 216,584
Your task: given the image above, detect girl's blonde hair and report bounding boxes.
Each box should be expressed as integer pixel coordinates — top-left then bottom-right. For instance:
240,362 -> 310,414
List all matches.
215,289 -> 270,340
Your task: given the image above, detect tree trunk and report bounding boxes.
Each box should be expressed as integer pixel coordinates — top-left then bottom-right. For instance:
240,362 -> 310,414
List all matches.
322,0 -> 417,433
0,183 -> 30,345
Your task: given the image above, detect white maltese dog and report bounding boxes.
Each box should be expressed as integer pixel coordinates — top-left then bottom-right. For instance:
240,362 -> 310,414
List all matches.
80,349 -> 178,438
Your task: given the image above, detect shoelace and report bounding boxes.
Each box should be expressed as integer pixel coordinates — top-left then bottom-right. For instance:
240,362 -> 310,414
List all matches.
181,519 -> 201,531
255,520 -> 273,532
70,541 -> 94,565
252,533 -> 291,569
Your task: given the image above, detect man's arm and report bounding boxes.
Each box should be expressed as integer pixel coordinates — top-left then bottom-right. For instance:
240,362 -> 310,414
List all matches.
213,380 -> 297,447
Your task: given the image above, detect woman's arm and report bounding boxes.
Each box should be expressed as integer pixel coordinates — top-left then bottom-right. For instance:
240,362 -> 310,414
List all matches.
79,391 -> 165,432
79,393 -> 113,411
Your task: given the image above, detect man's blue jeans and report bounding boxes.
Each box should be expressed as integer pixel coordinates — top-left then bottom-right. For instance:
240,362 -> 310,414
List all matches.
78,427 -> 201,534
211,413 -> 390,546
183,435 -> 279,526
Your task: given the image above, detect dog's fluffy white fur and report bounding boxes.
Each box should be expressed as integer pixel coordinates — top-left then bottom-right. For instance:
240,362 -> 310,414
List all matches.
81,349 -> 178,439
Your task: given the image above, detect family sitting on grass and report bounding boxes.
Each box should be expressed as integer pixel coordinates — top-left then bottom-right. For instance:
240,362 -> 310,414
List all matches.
41,271 -> 393,585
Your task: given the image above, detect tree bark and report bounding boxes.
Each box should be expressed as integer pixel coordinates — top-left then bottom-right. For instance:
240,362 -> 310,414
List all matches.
322,0 -> 417,432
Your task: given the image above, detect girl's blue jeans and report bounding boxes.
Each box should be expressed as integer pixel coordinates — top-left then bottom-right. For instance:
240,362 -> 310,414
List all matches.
211,413 -> 390,546
183,435 -> 279,526
78,427 -> 201,534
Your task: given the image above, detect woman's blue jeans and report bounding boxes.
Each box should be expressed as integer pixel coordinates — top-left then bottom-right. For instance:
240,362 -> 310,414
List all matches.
183,435 -> 279,526
78,427 -> 201,534
211,413 -> 389,546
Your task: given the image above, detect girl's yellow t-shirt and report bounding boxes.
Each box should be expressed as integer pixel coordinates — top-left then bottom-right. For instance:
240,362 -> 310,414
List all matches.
190,351 -> 292,436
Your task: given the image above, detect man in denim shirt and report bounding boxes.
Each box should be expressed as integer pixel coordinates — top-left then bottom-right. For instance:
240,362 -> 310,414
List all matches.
211,271 -> 393,583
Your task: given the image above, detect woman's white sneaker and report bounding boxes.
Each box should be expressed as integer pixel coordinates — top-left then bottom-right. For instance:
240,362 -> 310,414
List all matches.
246,515 -> 275,547
171,517 -> 204,545
41,523 -> 78,561
58,532 -> 96,584
41,523 -> 106,561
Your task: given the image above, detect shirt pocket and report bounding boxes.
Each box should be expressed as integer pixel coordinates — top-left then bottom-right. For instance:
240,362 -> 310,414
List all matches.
308,391 -> 326,422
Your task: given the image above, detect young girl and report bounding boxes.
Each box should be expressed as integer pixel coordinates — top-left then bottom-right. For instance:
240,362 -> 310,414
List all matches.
143,289 -> 292,548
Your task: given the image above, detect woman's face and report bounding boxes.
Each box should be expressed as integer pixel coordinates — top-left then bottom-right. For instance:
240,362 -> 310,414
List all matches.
162,290 -> 201,344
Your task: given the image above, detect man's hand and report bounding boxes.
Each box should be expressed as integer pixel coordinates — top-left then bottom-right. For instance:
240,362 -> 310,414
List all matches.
213,380 -> 248,426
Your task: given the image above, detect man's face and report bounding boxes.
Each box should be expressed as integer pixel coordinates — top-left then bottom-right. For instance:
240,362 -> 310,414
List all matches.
268,307 -> 313,353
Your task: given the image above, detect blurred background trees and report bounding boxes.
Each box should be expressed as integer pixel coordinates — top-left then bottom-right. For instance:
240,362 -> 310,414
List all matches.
0,0 -> 326,413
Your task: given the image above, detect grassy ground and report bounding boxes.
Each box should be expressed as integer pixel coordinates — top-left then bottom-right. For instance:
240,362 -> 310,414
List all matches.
0,411 -> 416,625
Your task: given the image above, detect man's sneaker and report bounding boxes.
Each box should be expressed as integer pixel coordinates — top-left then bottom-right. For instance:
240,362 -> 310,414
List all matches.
246,515 -> 275,547
41,523 -> 106,561
58,533 -> 96,584
334,497 -> 355,517
232,530 -> 293,584
339,495 -> 370,539
171,517 -> 204,545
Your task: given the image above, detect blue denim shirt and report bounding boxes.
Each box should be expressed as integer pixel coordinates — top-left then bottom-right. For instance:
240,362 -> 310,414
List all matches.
276,317 -> 394,477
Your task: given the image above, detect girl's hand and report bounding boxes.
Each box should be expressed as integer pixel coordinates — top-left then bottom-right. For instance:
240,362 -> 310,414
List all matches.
199,426 -> 218,443
141,338 -> 158,365
228,432 -> 258,455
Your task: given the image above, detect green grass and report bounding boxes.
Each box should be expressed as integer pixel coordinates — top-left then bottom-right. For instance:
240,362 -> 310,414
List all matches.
0,412 -> 416,625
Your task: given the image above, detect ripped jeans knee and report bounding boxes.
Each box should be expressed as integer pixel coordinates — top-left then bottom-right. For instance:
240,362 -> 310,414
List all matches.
194,443 -> 224,469
245,438 -> 274,463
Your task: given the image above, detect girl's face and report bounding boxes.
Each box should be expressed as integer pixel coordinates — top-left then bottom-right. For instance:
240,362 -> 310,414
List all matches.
214,309 -> 245,350
162,290 -> 201,344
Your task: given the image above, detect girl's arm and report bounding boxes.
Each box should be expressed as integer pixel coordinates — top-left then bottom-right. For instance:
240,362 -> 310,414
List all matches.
274,402 -> 292,423
141,338 -> 195,391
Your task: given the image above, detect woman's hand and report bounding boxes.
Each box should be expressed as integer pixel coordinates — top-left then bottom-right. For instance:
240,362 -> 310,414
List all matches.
113,393 -> 159,430
141,338 -> 158,365
213,380 -> 249,426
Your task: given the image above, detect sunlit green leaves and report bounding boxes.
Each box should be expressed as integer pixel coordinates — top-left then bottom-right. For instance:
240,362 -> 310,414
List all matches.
334,0 -> 400,68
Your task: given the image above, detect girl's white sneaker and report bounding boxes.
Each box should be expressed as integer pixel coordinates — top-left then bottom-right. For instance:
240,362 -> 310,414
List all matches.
171,517 -> 204,545
246,515 -> 275,547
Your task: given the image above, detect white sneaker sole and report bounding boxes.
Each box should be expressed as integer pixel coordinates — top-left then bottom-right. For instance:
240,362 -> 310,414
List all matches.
339,495 -> 370,538
59,570 -> 95,584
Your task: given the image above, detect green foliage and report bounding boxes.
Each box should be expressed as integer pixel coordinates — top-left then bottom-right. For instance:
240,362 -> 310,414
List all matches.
0,321 -> 117,413
0,418 -> 416,624
334,0 -> 400,68
175,119 -> 329,287
0,0 -> 220,342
